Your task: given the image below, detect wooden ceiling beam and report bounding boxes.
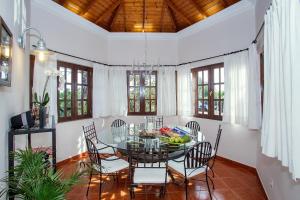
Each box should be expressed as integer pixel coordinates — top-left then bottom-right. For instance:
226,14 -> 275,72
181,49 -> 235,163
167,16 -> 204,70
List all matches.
109,4 -> 122,31
165,0 -> 192,25
58,0 -> 67,6
79,0 -> 95,16
222,0 -> 229,7
95,0 -> 121,25
166,4 -> 178,32
188,0 -> 207,18
160,1 -> 166,32
122,0 -> 127,32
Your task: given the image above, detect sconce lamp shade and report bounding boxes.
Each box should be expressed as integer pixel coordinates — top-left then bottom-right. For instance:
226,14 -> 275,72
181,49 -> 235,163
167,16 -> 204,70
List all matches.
32,39 -> 52,62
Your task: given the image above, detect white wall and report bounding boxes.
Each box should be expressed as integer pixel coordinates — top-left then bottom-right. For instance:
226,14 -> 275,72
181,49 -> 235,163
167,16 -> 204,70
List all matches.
0,0 -> 30,196
108,33 -> 178,65
254,1 -> 300,200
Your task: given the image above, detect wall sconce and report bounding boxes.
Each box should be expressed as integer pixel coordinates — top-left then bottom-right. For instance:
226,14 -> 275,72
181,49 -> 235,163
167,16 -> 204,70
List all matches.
18,27 -> 51,62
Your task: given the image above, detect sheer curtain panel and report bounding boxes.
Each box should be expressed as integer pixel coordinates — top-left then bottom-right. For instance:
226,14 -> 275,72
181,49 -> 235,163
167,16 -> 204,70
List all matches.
177,65 -> 193,116
157,67 -> 176,116
261,0 -> 300,179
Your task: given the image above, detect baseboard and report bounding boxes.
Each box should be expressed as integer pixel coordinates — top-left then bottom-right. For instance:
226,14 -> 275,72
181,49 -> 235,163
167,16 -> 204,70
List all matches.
216,156 -> 268,199
56,152 -> 88,168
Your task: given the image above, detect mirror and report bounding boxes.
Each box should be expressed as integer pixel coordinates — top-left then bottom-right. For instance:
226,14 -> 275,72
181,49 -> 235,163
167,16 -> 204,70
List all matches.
0,16 -> 13,87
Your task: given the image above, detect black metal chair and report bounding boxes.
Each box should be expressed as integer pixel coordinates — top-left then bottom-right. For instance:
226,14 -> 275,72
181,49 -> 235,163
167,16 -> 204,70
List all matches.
210,125 -> 223,178
82,122 -> 116,155
185,121 -> 201,141
85,138 -> 129,200
111,119 -> 126,127
168,142 -> 213,200
128,143 -> 170,199
146,116 -> 164,129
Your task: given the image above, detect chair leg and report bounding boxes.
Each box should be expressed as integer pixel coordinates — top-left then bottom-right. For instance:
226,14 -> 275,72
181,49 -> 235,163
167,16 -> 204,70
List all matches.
130,184 -> 135,199
185,178 -> 189,200
208,175 -> 215,190
205,169 -> 212,200
211,168 -> 215,178
99,174 -> 102,200
86,170 -> 93,197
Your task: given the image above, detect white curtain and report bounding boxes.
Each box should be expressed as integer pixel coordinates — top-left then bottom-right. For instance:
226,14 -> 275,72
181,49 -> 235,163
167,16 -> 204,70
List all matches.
248,44 -> 262,129
93,63 -> 110,117
261,0 -> 300,179
109,68 -> 128,116
157,67 -> 176,116
177,65 -> 193,116
33,55 -> 58,126
223,51 -> 249,126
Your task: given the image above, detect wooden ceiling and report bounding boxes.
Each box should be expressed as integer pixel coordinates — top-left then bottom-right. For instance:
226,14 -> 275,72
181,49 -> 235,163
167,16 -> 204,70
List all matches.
53,0 -> 240,32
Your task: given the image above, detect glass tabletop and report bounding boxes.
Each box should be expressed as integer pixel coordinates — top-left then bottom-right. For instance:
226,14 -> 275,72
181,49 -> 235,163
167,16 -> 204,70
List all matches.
99,123 -> 205,160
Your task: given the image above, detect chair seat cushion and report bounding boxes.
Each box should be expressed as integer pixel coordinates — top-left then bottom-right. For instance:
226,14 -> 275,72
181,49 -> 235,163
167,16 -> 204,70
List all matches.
93,156 -> 129,173
95,143 -> 117,154
169,160 -> 208,178
133,168 -> 171,184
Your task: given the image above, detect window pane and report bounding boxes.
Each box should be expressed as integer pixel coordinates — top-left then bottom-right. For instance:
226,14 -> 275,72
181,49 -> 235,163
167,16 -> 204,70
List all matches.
83,86 -> 88,99
83,101 -> 88,115
129,100 -> 134,112
66,68 -> 72,83
204,100 -> 208,115
145,100 -> 150,112
145,87 -> 150,99
203,70 -> 208,84
135,88 -> 140,99
135,74 -> 140,86
221,100 -> 224,115
60,67 -> 65,78
198,100 -> 202,113
151,75 -> 156,86
151,100 -> 156,112
129,75 -> 134,86
77,101 -> 82,116
66,84 -> 72,100
221,68 -> 224,82
129,87 -> 134,99
214,101 -> 219,115
198,86 -> 202,99
77,70 -> 82,84
59,101 -> 65,117
82,71 -> 88,84
204,85 -> 208,99
214,68 -> 219,83
59,89 -> 64,100
145,75 -> 150,86
77,86 -> 82,100
198,71 -> 202,85
66,100 -> 72,117
214,85 -> 220,99
221,84 -> 224,99
135,100 -> 140,112
150,87 -> 156,99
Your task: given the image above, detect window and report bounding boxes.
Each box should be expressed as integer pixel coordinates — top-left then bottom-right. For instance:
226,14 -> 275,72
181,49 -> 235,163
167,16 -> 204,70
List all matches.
192,63 -> 224,120
127,71 -> 157,115
57,61 -> 93,122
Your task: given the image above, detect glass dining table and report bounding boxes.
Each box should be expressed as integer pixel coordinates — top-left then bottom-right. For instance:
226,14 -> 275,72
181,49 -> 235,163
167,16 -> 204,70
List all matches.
98,123 -> 206,160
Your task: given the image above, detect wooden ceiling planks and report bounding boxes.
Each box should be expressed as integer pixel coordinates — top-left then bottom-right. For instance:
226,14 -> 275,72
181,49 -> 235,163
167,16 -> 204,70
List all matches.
53,0 -> 240,32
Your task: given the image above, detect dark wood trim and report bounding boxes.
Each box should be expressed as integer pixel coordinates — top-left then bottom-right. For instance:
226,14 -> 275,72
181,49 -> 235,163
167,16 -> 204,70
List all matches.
29,55 -> 35,108
260,53 -> 264,113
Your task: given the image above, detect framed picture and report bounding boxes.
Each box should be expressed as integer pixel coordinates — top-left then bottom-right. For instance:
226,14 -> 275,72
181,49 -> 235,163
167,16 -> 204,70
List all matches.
0,16 -> 13,87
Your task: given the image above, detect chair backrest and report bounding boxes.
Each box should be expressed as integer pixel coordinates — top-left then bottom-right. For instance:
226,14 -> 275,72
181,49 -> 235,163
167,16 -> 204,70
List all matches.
146,116 -> 164,129
82,122 -> 98,143
128,143 -> 169,169
185,121 -> 200,141
85,138 -> 101,167
184,142 -> 212,169
111,119 -> 126,127
214,125 -> 222,154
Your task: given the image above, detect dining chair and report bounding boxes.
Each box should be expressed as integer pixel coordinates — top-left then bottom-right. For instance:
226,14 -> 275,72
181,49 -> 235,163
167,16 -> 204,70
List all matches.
111,119 -> 126,127
168,142 -> 213,200
146,116 -> 164,129
210,124 -> 223,178
85,138 -> 129,200
82,122 -> 116,155
128,144 -> 170,199
185,121 -> 201,141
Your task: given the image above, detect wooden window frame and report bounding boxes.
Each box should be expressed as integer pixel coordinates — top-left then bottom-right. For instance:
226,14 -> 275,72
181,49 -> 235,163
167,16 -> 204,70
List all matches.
192,63 -> 224,121
127,71 -> 157,116
57,61 -> 93,123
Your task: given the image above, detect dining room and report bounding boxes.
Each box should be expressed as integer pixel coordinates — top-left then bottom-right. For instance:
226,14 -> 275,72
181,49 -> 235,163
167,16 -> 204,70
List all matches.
0,0 -> 300,200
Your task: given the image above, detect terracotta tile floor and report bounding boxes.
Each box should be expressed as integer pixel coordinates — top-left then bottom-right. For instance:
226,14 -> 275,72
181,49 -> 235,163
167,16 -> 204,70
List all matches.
59,156 -> 267,200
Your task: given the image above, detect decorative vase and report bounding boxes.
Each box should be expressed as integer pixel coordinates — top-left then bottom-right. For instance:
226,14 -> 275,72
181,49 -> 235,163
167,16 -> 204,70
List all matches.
39,106 -> 47,129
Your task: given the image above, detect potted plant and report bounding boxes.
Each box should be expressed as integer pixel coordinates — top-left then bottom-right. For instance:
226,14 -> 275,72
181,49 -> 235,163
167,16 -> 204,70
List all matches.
0,149 -> 82,200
